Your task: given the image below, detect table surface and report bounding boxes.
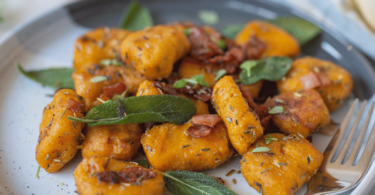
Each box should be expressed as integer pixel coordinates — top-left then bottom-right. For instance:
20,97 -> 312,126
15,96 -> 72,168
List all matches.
1,0 -> 374,194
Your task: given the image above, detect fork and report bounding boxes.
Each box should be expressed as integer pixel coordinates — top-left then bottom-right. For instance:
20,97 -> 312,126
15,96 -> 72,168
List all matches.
305,99 -> 375,194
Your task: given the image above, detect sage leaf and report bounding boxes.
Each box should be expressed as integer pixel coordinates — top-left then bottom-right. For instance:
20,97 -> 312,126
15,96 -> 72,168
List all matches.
239,56 -> 293,85
118,0 -> 153,31
252,147 -> 271,153
198,10 -> 219,25
17,64 -> 74,89
221,24 -> 245,39
68,95 -> 196,127
268,106 -> 283,114
173,74 -> 209,89
163,171 -> 237,195
267,17 -> 321,45
217,39 -> 226,50
214,69 -> 227,81
135,159 -> 149,168
265,134 -> 278,144
173,79 -> 187,89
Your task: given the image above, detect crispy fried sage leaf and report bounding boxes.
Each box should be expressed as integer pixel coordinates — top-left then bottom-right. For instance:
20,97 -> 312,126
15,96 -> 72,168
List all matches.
17,64 -> 74,89
68,95 -> 196,127
267,17 -> 321,45
221,17 -> 321,45
198,10 -> 219,25
163,171 -> 237,195
118,0 -> 153,31
239,57 -> 292,85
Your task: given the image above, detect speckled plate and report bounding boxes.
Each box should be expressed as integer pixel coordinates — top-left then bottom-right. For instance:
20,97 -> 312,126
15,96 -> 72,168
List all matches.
1,0 -> 375,195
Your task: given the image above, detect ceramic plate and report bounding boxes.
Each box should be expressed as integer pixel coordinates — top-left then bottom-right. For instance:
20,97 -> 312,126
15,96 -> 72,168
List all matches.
1,0 -> 375,194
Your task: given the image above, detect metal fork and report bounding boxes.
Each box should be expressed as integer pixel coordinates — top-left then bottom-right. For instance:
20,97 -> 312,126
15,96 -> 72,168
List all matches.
306,99 -> 375,194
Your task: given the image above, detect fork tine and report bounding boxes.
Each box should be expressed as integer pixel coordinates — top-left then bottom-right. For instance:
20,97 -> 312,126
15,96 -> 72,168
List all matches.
348,101 -> 374,165
334,100 -> 366,164
328,99 -> 358,162
357,114 -> 375,168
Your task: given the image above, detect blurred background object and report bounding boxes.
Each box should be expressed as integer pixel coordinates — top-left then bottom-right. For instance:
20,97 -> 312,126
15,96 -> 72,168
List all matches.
350,0 -> 375,31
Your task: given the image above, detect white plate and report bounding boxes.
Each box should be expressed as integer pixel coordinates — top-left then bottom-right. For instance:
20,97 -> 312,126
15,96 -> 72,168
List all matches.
1,0 -> 375,194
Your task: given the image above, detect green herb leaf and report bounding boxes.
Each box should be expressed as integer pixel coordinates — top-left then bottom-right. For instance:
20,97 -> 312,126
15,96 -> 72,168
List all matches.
100,59 -> 123,66
163,171 -> 237,195
239,60 -> 257,77
267,17 -> 321,45
35,165 -> 40,179
118,0 -> 153,31
183,28 -> 191,36
173,79 -> 187,89
239,56 -> 293,85
268,106 -> 283,114
252,147 -> 271,153
17,64 -> 74,89
221,24 -> 245,39
135,159 -> 149,168
217,39 -> 226,50
192,74 -> 209,87
90,76 -> 108,83
68,95 -> 196,127
265,134 -> 278,144
198,10 -> 219,25
214,69 -> 227,81
173,74 -> 209,88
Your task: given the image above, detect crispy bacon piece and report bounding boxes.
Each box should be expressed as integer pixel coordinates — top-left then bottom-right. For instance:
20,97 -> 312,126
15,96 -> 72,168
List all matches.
178,86 -> 212,102
96,167 -> 156,184
152,81 -> 178,95
188,27 -> 223,60
187,125 -> 212,138
260,115 -> 272,130
239,86 -> 257,110
102,82 -> 126,98
190,114 -> 221,128
299,72 -> 331,90
193,93 -> 211,102
67,98 -> 81,113
242,35 -> 266,59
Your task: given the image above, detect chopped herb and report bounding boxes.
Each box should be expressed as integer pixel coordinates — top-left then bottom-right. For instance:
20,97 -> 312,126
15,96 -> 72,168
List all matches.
214,69 -> 227,81
225,117 -> 232,123
134,173 -> 145,185
260,161 -> 265,167
232,178 -> 237,184
275,98 -> 284,104
53,159 -> 61,162
104,158 -> 111,169
147,145 -> 152,151
183,28 -> 190,36
35,166 -> 41,178
90,76 -> 107,83
294,92 -> 302,98
265,134 -> 277,144
181,145 -> 190,148
45,154 -> 49,160
240,60 -> 257,77
198,10 -> 219,25
217,39 -> 226,50
100,59 -> 123,66
59,108 -> 67,119
252,147 -> 271,153
173,74 -> 208,88
195,154 -> 201,156
261,168 -> 270,174
201,148 -> 210,152
279,163 -> 288,166
292,117 -> 299,124
297,132 -> 304,138
225,169 -> 236,177
268,106 -> 283,114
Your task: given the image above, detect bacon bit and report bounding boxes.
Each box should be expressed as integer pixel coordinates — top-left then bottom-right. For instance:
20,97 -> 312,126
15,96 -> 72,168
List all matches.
190,114 -> 221,128
187,125 -> 212,138
242,35 -> 266,60
239,86 -> 257,110
193,93 -> 211,102
152,81 -> 178,95
103,83 -> 126,98
260,115 -> 272,129
67,98 -> 81,113
299,72 -> 331,90
254,105 -> 269,120
97,167 -> 156,184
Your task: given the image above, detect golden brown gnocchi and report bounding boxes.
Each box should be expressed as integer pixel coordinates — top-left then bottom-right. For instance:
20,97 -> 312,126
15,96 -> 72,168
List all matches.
72,64 -> 146,110
121,25 -> 190,79
81,123 -> 142,161
236,20 -> 300,58
277,56 -> 353,111
74,157 -> 164,195
36,89 -> 85,173
74,28 -> 132,70
212,76 -> 263,155
141,122 -> 233,172
264,90 -> 330,138
240,133 -> 323,195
